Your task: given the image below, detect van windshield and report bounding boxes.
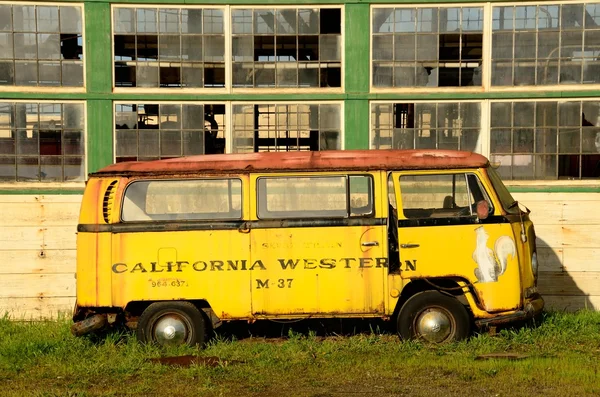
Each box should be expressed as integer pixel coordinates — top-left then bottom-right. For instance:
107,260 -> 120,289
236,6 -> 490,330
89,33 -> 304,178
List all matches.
487,167 -> 519,214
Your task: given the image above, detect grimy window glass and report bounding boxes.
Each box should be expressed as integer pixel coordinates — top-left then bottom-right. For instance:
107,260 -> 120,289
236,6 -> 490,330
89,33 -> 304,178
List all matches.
114,103 -> 225,162
490,100 -> 600,179
371,102 -> 482,152
122,179 -> 242,221
492,3 -> 600,86
257,175 -> 373,219
399,174 -> 473,219
372,6 -> 483,88
231,7 -> 342,88
232,103 -> 341,152
0,101 -> 85,181
0,4 -> 83,87
113,7 -> 225,88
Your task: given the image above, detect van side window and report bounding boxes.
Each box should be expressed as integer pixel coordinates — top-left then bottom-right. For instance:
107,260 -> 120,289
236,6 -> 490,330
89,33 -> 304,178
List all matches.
122,179 -> 242,221
257,175 -> 373,219
399,174 -> 490,219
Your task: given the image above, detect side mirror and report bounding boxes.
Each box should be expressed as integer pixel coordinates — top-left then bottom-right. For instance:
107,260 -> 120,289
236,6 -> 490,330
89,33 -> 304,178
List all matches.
476,200 -> 490,220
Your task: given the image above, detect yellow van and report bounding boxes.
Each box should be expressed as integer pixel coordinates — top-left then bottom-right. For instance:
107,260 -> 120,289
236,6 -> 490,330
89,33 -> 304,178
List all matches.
71,149 -> 543,346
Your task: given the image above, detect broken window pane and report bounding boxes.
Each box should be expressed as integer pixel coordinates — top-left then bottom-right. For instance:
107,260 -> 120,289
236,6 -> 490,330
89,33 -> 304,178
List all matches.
115,103 -> 225,162
233,7 -> 342,89
0,101 -> 86,181
492,3 -> 600,86
489,100 -> 600,179
372,6 -> 483,88
231,103 -> 341,152
370,101 -> 482,152
114,6 -> 224,89
2,4 -> 83,86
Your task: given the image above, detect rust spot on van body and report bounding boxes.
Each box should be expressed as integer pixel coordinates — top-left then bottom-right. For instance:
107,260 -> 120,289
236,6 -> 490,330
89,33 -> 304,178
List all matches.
92,149 -> 489,177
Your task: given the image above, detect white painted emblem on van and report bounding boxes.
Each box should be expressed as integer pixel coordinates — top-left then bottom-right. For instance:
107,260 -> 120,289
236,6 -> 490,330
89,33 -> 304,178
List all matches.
472,227 -> 516,283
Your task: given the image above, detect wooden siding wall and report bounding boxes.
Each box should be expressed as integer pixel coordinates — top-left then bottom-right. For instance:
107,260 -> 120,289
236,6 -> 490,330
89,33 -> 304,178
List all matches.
0,195 -> 79,319
0,192 -> 598,319
512,192 -> 600,312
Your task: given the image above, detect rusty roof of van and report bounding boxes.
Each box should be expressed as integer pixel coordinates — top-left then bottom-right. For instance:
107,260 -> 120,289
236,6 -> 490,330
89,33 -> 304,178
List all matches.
92,149 -> 489,176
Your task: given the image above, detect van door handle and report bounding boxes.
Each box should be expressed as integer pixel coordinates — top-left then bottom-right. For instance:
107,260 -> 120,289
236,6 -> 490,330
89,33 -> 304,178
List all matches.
400,243 -> 420,249
361,241 -> 379,247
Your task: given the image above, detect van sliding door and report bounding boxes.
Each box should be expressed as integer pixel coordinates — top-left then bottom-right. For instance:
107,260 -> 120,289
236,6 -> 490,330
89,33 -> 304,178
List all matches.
249,173 -> 387,317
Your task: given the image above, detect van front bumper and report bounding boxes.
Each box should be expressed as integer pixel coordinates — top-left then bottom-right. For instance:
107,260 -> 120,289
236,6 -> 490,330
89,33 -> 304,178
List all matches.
474,294 -> 544,328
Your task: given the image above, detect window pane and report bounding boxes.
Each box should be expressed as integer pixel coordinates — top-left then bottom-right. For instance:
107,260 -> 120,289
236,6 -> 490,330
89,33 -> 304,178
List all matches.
137,9 -> 157,33
37,6 -> 59,33
349,175 -> 374,217
123,179 -> 242,221
232,9 -> 252,34
114,8 -> 135,34
159,9 -> 180,33
399,174 -> 474,218
61,7 -> 82,33
258,176 -> 348,219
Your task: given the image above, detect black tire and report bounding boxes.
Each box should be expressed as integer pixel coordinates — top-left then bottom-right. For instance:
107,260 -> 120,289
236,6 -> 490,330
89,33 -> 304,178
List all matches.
137,302 -> 207,347
397,290 -> 470,343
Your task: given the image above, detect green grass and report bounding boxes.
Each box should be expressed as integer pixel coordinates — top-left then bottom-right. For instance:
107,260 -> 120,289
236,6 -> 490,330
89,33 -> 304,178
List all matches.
2,311 -> 600,396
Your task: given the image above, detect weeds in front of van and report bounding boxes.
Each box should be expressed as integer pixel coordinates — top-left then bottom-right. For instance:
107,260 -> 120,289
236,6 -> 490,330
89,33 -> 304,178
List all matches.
1,311 -> 600,396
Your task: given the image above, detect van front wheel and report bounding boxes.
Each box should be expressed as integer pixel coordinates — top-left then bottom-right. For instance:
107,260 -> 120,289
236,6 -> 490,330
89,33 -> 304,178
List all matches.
137,302 -> 206,347
397,291 -> 470,343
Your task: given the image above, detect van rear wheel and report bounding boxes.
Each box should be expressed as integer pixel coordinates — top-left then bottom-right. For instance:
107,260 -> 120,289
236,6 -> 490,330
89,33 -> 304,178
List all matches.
137,302 -> 206,347
397,290 -> 470,343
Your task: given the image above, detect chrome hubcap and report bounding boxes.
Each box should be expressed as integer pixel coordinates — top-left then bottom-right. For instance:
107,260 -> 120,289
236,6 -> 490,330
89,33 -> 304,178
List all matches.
153,314 -> 189,346
415,308 -> 453,343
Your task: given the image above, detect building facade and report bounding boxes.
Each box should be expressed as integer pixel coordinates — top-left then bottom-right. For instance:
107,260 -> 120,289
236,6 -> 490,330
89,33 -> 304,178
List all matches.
1,0 -> 599,318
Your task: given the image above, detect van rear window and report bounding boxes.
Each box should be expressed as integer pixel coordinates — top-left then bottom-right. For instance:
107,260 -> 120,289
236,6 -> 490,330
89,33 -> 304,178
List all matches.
122,179 -> 242,221
257,175 -> 373,219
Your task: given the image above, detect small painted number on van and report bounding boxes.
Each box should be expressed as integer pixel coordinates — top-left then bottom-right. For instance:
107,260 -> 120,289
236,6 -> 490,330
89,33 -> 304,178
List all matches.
278,279 -> 293,288
255,279 -> 294,289
150,279 -> 188,287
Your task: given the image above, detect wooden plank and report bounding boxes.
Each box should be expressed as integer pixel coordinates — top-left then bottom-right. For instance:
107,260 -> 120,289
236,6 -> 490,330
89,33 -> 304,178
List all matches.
562,248 -> 600,272
0,226 -> 76,251
538,271 -> 600,296
524,201 -> 600,225
0,273 -> 75,299
540,248 -> 600,273
542,295 -> 600,312
534,225 -> 600,249
538,247 -> 564,272
0,297 -> 75,320
0,250 -> 76,274
512,192 -> 600,202
0,195 -> 83,204
525,202 -> 563,225
0,202 -> 80,226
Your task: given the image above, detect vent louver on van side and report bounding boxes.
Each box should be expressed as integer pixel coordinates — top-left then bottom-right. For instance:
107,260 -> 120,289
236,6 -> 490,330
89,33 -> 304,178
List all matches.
102,180 -> 119,224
